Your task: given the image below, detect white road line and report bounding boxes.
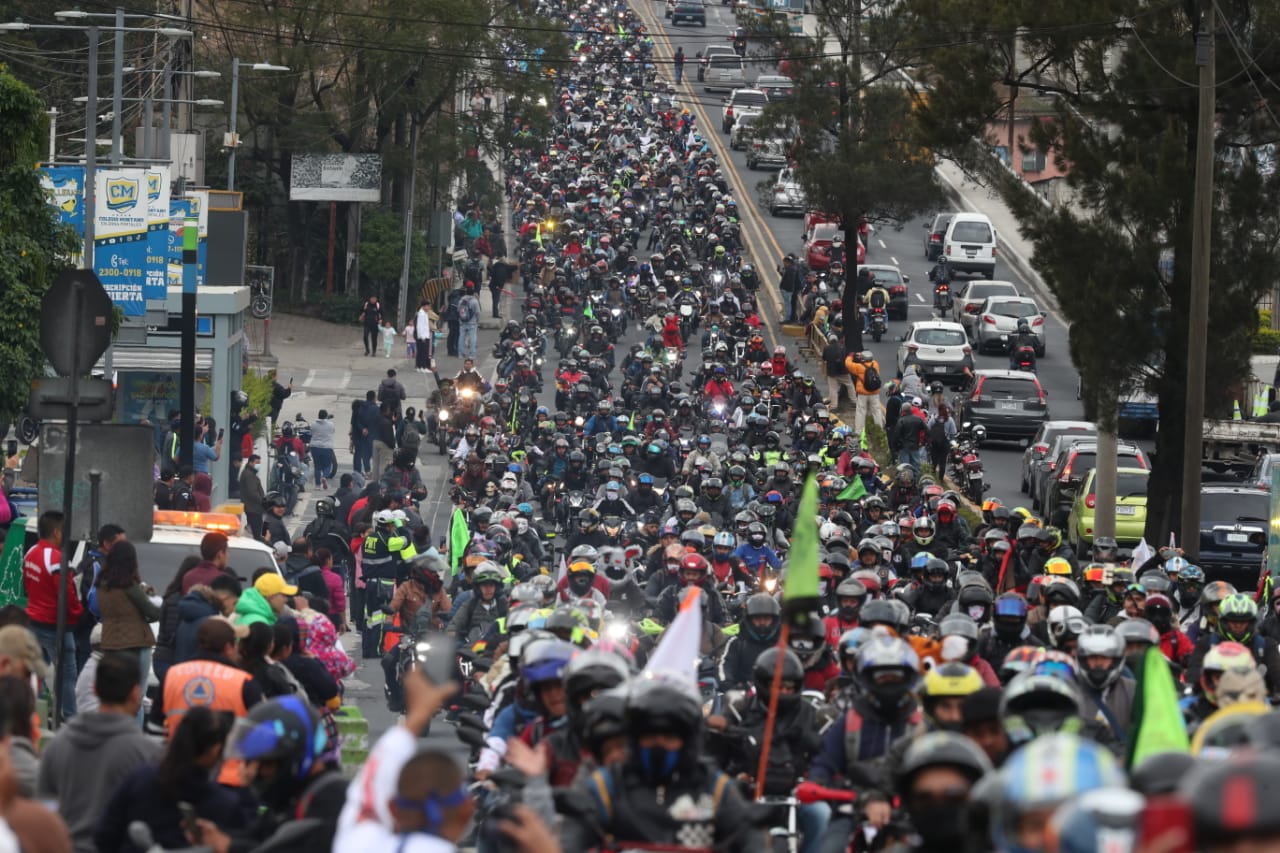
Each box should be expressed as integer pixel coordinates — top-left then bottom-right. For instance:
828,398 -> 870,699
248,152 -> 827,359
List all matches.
301,369 -> 317,387
877,239 -> 886,249
915,293 -> 926,303
890,256 -> 899,266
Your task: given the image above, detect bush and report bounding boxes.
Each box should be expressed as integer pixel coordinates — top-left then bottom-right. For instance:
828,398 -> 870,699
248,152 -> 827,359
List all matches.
316,295 -> 366,327
1255,310 -> 1280,353
240,370 -> 275,440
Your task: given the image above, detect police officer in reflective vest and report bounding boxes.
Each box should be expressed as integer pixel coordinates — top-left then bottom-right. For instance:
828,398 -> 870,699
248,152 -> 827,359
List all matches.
361,509 -> 416,657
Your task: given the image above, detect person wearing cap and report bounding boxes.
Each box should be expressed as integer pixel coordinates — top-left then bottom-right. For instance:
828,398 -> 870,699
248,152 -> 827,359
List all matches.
235,574 -> 295,628
843,350 -> 885,437
21,511 -> 81,720
0,625 -> 51,687
960,686 -> 1010,766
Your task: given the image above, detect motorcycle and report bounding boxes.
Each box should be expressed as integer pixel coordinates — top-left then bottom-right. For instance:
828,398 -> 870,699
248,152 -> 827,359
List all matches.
1012,344 -> 1037,372
555,317 -> 579,358
271,448 -> 307,515
948,423 -> 990,503
933,281 -> 953,315
868,306 -> 887,342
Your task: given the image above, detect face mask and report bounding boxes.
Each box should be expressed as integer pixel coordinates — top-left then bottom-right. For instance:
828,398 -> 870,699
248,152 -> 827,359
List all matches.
817,580 -> 829,597
839,605 -> 859,621
967,605 -> 986,621
637,745 -> 681,782
867,682 -> 909,717
912,803 -> 969,847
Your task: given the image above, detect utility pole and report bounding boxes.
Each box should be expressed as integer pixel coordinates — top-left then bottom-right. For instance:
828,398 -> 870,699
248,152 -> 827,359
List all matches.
1179,0 -> 1215,558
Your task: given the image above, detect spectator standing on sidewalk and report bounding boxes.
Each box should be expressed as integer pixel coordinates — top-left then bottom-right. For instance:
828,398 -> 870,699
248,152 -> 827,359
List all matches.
22,511 -> 80,721
445,288 -> 462,357
779,254 -> 802,323
358,295 -> 382,356
240,455 -> 266,539
414,299 -> 434,372
844,350 -> 886,437
674,46 -> 685,84
457,281 -> 482,361
822,336 -> 857,410
489,257 -> 518,319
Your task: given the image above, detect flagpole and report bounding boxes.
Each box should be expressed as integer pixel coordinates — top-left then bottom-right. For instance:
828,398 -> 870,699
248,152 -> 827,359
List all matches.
754,621 -> 790,800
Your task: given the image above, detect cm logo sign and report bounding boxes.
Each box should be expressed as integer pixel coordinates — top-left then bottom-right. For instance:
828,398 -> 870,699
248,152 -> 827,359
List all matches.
106,176 -> 140,212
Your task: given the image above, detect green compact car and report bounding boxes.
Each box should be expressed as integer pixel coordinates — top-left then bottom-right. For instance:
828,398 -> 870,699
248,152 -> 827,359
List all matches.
1066,467 -> 1150,559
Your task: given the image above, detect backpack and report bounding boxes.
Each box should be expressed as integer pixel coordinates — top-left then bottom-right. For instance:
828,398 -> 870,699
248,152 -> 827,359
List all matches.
457,297 -> 476,323
824,343 -> 845,373
928,419 -> 948,449
861,362 -> 882,392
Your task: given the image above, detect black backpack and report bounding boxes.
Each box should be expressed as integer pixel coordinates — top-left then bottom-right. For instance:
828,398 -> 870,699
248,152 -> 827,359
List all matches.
928,419 -> 949,448
861,363 -> 882,392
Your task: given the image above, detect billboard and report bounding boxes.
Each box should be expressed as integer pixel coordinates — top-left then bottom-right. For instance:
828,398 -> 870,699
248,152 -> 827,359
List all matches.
167,189 -> 209,289
289,153 -> 382,202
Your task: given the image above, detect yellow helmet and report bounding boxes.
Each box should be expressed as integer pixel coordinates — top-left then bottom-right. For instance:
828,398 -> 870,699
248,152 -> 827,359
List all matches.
921,661 -> 984,699
1011,506 -> 1041,528
1044,557 -> 1073,576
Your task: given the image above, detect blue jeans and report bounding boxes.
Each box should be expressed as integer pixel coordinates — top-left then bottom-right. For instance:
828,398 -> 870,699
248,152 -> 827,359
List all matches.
31,623 -> 77,720
354,438 -> 373,475
798,802 -> 831,853
460,324 -> 478,360
311,447 -> 336,484
898,445 -> 925,474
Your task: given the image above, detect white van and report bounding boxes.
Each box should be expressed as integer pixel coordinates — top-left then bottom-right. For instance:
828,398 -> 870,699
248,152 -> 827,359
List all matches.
943,212 -> 998,278
704,54 -> 747,93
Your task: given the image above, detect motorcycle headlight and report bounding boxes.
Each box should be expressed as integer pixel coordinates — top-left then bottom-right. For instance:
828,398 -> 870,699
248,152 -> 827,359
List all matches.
461,388 -> 474,399
575,416 -> 585,427
439,410 -> 450,421
763,577 -> 778,593
713,402 -> 724,413
607,621 -> 629,640
611,308 -> 622,316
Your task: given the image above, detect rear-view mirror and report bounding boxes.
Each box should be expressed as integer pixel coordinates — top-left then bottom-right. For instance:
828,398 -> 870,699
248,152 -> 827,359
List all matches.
902,274 -> 910,283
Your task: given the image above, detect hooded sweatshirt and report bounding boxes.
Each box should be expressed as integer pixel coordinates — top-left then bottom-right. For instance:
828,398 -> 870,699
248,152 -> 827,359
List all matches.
174,586 -> 220,664
234,587 -> 277,626
37,711 -> 161,853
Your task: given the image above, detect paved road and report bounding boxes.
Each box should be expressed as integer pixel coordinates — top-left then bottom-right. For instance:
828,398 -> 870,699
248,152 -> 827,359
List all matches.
638,0 -> 1087,505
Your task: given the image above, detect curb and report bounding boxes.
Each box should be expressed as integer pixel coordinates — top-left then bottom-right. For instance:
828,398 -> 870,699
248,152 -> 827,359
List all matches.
933,167 -> 1061,317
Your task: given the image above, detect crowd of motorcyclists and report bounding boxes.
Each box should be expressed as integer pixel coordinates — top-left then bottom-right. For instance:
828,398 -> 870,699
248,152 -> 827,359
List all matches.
309,1 -> 1280,852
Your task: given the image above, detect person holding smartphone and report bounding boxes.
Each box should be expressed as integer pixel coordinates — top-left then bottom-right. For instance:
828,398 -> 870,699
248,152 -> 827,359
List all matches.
189,422 -> 222,477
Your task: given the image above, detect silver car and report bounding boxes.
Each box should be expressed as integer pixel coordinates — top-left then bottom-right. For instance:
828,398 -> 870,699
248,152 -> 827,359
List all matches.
953,280 -> 1020,334
704,54 -> 746,93
1021,420 -> 1097,497
729,114 -> 758,150
768,167 -> 805,215
973,295 -> 1047,355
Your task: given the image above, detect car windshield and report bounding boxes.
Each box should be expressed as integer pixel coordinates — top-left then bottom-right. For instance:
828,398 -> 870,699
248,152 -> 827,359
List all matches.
133,542 -> 271,591
979,377 -> 1038,398
915,328 -> 966,346
1047,425 -> 1096,444
952,221 -> 993,242
1201,491 -> 1270,523
932,215 -> 954,232
989,300 -> 1039,318
813,224 -> 841,241
866,268 -> 903,284
1092,472 -> 1149,497
964,283 -> 1017,301
734,92 -> 768,107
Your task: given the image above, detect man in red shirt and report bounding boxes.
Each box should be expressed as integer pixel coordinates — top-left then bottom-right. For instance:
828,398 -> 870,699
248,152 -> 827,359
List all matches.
22,511 -> 82,719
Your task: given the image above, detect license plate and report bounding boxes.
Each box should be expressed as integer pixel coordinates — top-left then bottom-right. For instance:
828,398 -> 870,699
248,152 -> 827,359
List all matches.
1227,532 -> 1250,543
998,400 -> 1022,410
1115,505 -> 1136,515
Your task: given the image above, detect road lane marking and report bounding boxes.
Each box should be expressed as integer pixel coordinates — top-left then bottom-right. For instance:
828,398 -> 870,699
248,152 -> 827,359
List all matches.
877,239 -> 886,249
890,256 -> 898,265
915,293 -> 925,303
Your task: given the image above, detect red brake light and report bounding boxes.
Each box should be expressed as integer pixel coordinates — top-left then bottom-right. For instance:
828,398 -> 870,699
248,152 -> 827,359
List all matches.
727,107 -> 734,116
1032,316 -> 1044,326
962,345 -> 972,355
1085,495 -> 1096,509
1034,444 -> 1048,453
907,344 -> 919,352
1060,455 -> 1075,481
983,316 -> 997,325
1048,461 -> 1057,471
966,304 -> 981,314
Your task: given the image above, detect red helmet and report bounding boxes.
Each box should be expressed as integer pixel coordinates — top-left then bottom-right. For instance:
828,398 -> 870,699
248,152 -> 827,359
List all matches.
680,553 -> 710,577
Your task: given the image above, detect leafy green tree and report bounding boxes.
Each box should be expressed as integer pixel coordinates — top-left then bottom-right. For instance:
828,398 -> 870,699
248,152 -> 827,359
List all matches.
896,0 -> 1280,539
756,0 -> 941,230
359,208 -> 429,313
0,67 -> 78,429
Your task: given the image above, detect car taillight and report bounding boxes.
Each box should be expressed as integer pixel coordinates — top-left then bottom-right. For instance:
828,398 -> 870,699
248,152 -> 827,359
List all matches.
993,245 -> 998,256
945,245 -> 952,255
983,315 -> 996,325
1048,461 -> 1057,471
933,232 -> 942,241
1032,316 -> 1044,326
966,304 -> 981,313
962,344 -> 972,354
727,107 -> 734,116
907,344 -> 919,352
1060,457 -> 1074,481
1085,495 -> 1096,508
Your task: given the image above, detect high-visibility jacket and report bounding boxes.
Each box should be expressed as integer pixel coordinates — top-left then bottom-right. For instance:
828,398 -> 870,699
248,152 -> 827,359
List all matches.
163,658 -> 253,786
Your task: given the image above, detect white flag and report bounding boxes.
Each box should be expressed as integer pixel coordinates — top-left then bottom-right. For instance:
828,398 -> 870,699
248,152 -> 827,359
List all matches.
1130,538 -> 1153,569
643,587 -> 703,688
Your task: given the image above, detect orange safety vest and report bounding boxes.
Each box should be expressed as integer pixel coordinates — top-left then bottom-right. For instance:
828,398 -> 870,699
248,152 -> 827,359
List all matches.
163,658 -> 253,786
383,612 -> 405,653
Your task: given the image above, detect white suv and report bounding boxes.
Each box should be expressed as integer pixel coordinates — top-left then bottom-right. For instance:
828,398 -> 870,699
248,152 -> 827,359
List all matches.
721,88 -> 768,133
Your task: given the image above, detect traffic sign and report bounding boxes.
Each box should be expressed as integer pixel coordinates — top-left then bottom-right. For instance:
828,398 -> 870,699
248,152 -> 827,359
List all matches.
40,269 -> 113,377
27,377 -> 114,422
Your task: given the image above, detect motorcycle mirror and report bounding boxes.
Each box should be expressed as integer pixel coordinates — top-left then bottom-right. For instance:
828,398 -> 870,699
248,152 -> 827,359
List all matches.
902,274 -> 910,283
896,335 -> 906,342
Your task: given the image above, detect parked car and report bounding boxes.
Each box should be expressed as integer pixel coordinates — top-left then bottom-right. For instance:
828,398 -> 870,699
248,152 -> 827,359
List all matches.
1067,467 -> 1150,558
857,263 -> 910,320
923,213 -> 954,261
1198,485 -> 1269,588
943,212 -> 998,278
721,88 -> 768,133
1040,440 -> 1149,526
1021,420 -> 1096,497
972,296 -> 1047,355
953,280 -> 1020,332
896,320 -> 974,388
672,0 -> 707,25
955,369 -> 1049,445
767,168 -> 805,215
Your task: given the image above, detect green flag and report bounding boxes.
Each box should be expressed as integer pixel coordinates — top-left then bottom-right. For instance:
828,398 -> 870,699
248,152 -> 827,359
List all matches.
783,473 -> 820,617
449,506 -> 471,577
836,477 -> 867,502
1126,646 -> 1190,769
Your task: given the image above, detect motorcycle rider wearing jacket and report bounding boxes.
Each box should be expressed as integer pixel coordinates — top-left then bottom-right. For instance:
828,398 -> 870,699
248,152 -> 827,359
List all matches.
657,554 -> 728,625
976,593 -> 1045,674
708,649 -> 829,853
560,678 -> 764,852
1007,320 -> 1038,369
720,593 -> 783,690
808,635 -> 926,853
681,434 -> 722,476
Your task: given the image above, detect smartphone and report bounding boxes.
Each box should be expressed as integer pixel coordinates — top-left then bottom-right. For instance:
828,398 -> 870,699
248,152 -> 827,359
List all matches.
217,428 -> 225,440
5,440 -> 15,458
1136,796 -> 1193,853
178,802 -> 201,843
414,631 -> 457,687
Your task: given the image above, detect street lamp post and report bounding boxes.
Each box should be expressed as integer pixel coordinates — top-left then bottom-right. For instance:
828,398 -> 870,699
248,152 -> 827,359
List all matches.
227,59 -> 289,192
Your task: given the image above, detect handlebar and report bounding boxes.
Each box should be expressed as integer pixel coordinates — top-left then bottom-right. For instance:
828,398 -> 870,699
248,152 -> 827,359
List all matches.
794,780 -> 856,805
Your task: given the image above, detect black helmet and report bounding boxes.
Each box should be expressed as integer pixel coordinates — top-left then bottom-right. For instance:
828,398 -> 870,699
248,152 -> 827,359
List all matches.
752,648 -> 803,705
1129,751 -> 1196,797
861,598 -> 906,633
581,687 -> 628,757
264,491 -> 286,510
314,497 -> 334,517
895,730 -> 992,793
230,695 -> 326,808
564,649 -> 632,721
1184,753 -> 1280,843
624,678 -> 702,782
